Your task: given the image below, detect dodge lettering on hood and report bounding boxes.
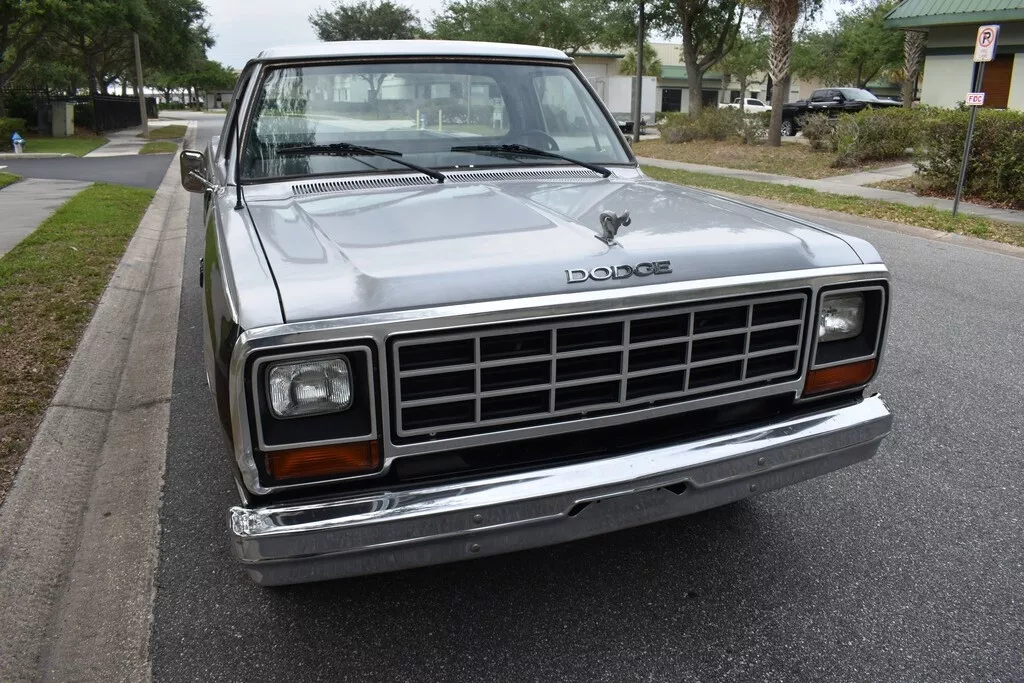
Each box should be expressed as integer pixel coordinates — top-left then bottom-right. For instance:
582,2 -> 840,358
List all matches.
180,40 -> 893,586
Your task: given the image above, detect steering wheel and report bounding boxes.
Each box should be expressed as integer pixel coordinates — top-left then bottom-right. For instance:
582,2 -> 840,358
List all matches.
508,129 -> 559,151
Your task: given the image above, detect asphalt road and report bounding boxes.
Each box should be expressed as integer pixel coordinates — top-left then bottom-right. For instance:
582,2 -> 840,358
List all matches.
151,116 -> 1024,681
0,154 -> 173,189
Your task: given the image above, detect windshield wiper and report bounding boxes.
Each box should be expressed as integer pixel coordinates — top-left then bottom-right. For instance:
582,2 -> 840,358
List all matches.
449,143 -> 612,178
276,142 -> 446,183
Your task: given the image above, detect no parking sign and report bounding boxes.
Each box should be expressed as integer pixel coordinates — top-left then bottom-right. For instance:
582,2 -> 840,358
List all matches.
973,25 -> 999,62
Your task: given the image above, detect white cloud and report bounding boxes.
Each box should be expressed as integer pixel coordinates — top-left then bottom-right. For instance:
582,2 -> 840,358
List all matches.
204,0 -> 448,67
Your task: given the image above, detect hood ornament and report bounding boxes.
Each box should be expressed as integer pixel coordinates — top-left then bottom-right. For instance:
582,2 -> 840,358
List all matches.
597,210 -> 631,246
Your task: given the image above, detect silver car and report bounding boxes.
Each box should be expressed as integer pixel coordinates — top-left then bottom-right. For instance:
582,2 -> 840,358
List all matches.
180,40 -> 893,586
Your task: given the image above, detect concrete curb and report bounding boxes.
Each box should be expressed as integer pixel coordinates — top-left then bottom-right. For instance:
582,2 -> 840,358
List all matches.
0,153 -> 72,159
0,120 -> 195,682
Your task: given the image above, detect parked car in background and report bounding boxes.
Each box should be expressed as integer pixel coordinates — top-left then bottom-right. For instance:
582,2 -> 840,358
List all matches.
725,98 -> 770,113
617,116 -> 647,135
180,39 -> 893,586
780,87 -> 900,135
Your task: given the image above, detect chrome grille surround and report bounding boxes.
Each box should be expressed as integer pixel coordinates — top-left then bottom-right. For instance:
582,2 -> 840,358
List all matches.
390,292 -> 808,440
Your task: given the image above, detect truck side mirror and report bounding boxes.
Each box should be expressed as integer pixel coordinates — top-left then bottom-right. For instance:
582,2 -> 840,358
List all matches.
180,150 -> 211,193
832,95 -> 843,103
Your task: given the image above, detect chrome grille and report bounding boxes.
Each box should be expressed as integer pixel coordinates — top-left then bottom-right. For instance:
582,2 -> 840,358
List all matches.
390,293 -> 808,440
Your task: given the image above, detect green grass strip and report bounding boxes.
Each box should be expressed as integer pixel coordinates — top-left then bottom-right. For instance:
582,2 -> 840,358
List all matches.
0,183 -> 155,502
0,172 -> 19,189
143,124 -> 187,140
21,136 -> 109,157
140,141 -> 179,155
642,165 -> 1024,249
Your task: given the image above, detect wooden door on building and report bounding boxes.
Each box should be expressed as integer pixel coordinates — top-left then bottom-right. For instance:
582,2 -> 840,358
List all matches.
981,55 -> 1014,109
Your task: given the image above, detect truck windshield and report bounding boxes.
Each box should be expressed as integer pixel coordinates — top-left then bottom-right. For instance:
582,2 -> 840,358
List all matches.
241,60 -> 631,181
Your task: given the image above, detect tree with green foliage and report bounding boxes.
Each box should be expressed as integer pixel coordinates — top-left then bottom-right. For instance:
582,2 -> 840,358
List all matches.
792,0 -> 902,89
619,42 -> 663,78
431,0 -> 635,56
719,32 -> 767,110
310,0 -> 421,41
0,0 -> 63,113
671,0 -> 745,116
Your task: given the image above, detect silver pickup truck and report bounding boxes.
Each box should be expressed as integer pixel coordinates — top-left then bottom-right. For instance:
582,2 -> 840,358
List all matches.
179,40 -> 893,586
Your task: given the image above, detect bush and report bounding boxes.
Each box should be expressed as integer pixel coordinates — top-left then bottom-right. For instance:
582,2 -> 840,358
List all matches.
660,107 -> 746,144
917,108 -> 1024,207
831,107 -> 921,167
800,114 -> 837,152
0,117 -> 28,150
741,111 -> 770,145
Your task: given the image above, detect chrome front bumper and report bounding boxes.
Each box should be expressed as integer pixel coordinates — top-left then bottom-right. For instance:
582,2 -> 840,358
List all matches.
230,394 -> 892,586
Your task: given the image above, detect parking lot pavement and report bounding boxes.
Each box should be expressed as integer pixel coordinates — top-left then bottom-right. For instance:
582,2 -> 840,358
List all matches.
148,116 -> 1024,682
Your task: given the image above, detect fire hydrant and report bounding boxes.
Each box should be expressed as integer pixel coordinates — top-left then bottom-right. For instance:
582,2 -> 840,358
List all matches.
11,132 -> 24,154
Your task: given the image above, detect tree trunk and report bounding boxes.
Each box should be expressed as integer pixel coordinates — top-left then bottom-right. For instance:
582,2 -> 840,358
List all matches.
902,31 -> 925,108
720,72 -> 731,106
687,70 -> 704,115
766,0 -> 800,147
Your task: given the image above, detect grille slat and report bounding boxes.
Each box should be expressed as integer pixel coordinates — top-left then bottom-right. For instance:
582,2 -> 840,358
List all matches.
392,293 -> 807,439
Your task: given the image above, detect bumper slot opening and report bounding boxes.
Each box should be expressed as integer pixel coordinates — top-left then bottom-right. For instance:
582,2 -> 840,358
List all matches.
567,501 -> 592,517
663,482 -> 688,496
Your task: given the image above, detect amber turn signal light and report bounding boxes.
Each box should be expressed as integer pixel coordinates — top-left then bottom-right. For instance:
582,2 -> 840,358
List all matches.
804,359 -> 876,396
267,441 -> 380,481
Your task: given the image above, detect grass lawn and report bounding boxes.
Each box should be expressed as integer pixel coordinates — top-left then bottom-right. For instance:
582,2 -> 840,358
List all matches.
643,165 -> 1024,249
0,172 -> 20,189
20,134 -> 108,157
139,141 -> 179,155
141,124 -> 187,139
0,183 -> 155,504
633,139 -> 909,180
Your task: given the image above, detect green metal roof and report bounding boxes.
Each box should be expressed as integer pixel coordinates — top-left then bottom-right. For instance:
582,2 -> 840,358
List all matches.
885,0 -> 1024,29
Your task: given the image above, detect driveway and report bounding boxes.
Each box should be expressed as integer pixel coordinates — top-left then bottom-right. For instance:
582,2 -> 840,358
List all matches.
148,117 -> 1024,681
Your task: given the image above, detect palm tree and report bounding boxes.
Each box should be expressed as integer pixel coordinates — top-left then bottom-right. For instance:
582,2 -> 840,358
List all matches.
619,42 -> 664,78
901,30 -> 926,108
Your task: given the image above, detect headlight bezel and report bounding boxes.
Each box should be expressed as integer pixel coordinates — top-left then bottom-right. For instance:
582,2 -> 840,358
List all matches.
806,283 -> 888,393
248,345 -> 380,482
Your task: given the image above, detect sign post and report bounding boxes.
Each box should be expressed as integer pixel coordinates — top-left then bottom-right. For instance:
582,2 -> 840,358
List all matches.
954,24 -> 1000,216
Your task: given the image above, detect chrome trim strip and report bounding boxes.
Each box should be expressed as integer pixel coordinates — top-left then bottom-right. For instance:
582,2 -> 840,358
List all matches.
230,394 -> 893,585
390,292 -> 807,438
227,264 -> 890,495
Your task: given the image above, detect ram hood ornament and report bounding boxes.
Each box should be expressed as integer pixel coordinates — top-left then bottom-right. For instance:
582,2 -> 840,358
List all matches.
597,210 -> 631,246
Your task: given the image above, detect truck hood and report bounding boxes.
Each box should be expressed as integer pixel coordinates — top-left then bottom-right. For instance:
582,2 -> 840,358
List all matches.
245,176 -> 867,322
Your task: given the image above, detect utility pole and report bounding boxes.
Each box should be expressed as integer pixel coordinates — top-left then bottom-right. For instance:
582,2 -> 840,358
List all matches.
632,1 -> 645,144
133,32 -> 149,137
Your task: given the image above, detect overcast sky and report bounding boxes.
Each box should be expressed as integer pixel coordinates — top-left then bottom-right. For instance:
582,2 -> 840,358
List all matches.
204,0 -> 845,68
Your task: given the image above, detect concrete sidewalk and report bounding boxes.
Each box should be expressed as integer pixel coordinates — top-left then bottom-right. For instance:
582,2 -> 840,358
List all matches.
0,178 -> 91,257
637,156 -> 1024,225
84,119 -> 182,157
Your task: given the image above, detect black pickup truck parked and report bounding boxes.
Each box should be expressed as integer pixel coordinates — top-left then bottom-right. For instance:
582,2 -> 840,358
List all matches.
781,87 -> 900,136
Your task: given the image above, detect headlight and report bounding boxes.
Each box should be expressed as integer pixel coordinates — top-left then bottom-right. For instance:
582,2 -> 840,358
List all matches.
267,356 -> 352,418
818,293 -> 864,342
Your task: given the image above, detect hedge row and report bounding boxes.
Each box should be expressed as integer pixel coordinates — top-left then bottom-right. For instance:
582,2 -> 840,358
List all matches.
661,105 -> 1024,208
661,108 -> 769,145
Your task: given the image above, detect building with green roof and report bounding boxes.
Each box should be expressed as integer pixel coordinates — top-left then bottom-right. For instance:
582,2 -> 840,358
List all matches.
885,0 -> 1024,109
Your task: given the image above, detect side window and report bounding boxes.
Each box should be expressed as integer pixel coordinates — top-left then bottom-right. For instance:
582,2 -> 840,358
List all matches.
810,90 -> 826,102
829,89 -> 843,101
531,71 -> 620,156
